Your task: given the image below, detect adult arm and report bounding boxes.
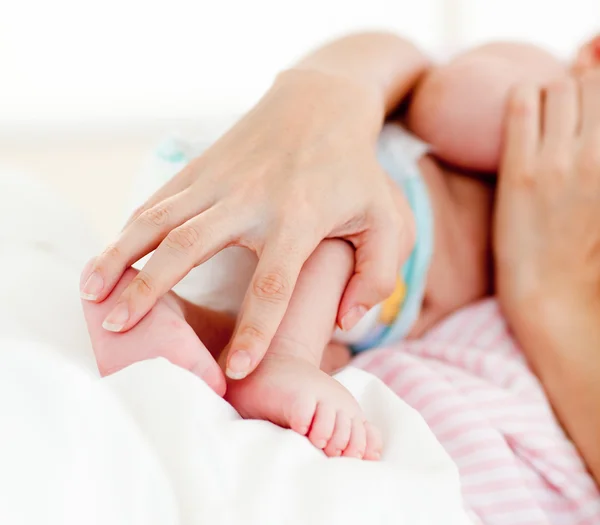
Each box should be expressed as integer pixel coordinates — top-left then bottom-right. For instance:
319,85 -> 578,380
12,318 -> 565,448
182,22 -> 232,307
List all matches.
81,32 -> 429,380
294,31 -> 429,115
494,73 -> 600,484
509,296 -> 600,483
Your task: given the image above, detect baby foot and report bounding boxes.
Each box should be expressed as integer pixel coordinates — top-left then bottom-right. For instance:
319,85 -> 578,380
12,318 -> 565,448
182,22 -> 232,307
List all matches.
225,344 -> 382,459
320,342 -> 352,375
81,267 -> 227,396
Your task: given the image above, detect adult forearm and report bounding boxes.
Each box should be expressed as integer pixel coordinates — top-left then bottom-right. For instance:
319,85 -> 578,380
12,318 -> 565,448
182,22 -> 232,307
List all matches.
293,32 -> 429,115
507,295 -> 600,485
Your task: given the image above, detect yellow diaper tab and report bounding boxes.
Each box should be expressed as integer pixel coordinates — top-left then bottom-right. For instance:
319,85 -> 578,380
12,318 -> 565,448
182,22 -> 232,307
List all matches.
379,278 -> 407,325
347,123 -> 434,353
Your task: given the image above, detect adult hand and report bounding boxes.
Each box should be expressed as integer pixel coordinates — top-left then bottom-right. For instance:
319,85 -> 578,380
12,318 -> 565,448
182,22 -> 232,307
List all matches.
80,69 -> 414,380
494,73 -> 600,314
494,72 -> 600,484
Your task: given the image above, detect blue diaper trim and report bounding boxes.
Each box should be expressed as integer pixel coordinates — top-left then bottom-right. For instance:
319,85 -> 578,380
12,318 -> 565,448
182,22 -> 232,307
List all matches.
350,126 -> 434,352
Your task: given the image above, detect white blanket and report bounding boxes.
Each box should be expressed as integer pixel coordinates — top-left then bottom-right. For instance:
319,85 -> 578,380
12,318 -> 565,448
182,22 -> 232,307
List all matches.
0,171 -> 471,525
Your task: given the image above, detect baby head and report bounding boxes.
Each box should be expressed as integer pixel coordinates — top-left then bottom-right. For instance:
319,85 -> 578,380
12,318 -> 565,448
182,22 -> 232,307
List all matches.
407,38 -> 600,172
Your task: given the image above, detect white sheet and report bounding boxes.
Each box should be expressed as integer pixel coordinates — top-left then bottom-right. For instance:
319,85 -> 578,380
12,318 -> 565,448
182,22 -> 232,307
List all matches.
0,170 -> 471,525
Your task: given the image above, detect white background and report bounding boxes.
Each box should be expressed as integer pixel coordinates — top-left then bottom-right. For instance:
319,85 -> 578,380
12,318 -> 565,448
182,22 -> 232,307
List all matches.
0,0 -> 599,239
1,0 -> 599,130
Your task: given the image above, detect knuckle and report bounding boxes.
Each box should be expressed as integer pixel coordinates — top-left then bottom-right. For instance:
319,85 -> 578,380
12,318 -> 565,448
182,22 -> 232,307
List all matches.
239,323 -> 267,344
281,194 -> 313,221
165,225 -> 200,253
129,205 -> 147,222
234,176 -> 263,202
252,271 -> 289,302
275,199 -> 315,234
140,204 -> 170,228
132,271 -> 154,297
101,244 -> 121,262
272,214 -> 298,240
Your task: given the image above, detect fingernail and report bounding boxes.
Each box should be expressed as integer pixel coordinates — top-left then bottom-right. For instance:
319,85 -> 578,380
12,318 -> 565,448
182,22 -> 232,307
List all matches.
80,272 -> 104,300
226,350 -> 252,380
340,305 -> 367,332
102,302 -> 130,332
314,439 -> 327,450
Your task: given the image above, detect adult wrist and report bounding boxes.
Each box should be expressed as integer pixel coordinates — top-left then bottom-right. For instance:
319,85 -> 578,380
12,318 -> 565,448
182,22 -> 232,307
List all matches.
505,288 -> 600,486
271,68 -> 386,138
503,289 -> 600,382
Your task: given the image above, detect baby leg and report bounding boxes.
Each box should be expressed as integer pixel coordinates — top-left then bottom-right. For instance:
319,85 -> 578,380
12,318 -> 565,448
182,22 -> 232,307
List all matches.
225,240 -> 382,459
81,266 -> 234,396
408,42 -> 566,172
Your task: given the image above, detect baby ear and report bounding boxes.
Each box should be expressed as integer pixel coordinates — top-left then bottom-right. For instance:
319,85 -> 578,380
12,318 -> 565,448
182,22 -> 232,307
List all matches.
573,34 -> 600,75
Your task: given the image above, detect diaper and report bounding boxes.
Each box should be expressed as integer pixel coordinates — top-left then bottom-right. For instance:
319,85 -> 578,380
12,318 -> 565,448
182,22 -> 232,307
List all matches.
136,123 -> 434,351
333,123 -> 434,352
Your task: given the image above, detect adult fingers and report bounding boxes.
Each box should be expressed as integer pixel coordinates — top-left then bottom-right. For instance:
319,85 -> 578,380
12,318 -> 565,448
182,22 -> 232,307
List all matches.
337,207 -> 413,333
542,78 -> 579,149
123,165 -> 196,228
80,189 -> 213,303
100,204 -> 242,333
225,233 -> 318,380
501,84 -> 541,181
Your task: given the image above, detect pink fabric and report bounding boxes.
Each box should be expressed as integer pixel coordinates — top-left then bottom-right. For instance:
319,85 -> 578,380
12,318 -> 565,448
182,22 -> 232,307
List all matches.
354,298 -> 600,525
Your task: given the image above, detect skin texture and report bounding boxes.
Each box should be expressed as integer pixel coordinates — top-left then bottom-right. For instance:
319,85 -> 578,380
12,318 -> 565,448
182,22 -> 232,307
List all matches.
82,268 -> 229,396
409,156 -> 493,336
81,123 -> 494,460
83,242 -> 383,460
408,42 -> 565,172
80,33 -> 429,382
82,35 -> 600,475
494,73 -> 600,486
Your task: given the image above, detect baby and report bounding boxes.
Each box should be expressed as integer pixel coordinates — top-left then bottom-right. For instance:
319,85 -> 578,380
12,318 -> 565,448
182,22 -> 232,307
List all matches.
82,34 -> 600,460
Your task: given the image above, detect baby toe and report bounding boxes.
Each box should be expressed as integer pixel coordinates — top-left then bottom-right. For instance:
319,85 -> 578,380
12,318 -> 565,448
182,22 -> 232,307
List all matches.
363,421 -> 383,461
342,417 -> 367,459
191,357 -> 226,397
308,402 -> 336,450
323,412 -> 352,457
287,397 -> 317,436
